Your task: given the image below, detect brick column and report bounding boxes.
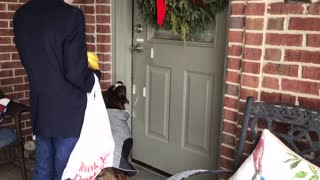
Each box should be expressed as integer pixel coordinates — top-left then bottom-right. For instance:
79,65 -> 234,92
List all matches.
220,1 -> 320,179
219,0 -> 247,175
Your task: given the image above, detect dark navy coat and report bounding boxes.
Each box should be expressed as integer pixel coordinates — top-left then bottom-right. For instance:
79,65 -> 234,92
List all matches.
13,0 -> 95,137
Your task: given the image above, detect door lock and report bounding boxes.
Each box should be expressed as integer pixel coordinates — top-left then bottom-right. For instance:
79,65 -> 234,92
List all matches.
136,24 -> 143,33
132,43 -> 143,53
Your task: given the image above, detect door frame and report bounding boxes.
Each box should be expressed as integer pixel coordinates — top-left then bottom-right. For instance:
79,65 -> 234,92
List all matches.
111,0 -> 133,127
111,0 -> 231,168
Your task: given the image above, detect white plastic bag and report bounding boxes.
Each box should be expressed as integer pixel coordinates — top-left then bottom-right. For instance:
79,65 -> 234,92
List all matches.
62,75 -> 115,180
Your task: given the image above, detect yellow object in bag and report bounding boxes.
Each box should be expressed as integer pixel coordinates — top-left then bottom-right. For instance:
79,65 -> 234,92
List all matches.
87,52 -> 99,70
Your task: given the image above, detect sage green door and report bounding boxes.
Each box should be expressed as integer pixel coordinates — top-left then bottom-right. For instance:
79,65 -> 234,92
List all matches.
132,1 -> 227,177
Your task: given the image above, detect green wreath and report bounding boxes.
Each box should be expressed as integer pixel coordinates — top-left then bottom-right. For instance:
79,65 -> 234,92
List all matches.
137,0 -> 228,42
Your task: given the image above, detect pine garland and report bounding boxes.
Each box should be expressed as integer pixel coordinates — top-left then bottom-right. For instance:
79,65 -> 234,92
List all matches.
137,0 -> 229,42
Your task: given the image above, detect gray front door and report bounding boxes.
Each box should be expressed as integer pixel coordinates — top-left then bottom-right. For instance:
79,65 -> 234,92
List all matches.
132,1 -> 227,176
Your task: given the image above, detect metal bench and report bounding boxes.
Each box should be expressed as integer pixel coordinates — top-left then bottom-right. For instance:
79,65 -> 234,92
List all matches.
167,96 -> 320,180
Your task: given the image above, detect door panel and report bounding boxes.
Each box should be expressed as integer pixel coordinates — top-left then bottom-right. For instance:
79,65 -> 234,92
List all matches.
146,65 -> 171,143
182,71 -> 214,156
132,0 -> 227,177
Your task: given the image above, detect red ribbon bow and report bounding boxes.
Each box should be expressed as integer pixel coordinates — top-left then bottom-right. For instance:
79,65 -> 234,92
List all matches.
157,0 -> 166,27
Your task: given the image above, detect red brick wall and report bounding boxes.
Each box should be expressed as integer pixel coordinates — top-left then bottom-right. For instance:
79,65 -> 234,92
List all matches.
220,0 -> 320,177
0,0 -> 112,141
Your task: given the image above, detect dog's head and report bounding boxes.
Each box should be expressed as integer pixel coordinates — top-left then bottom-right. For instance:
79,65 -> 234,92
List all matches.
102,81 -> 129,110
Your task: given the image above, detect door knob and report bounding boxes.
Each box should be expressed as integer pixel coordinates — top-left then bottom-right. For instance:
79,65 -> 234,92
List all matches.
132,43 -> 143,53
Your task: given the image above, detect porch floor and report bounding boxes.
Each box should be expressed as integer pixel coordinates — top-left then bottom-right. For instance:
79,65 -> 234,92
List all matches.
0,160 -> 166,180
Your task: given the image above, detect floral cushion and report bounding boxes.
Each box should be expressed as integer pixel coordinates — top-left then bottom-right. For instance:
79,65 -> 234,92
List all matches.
0,98 -> 11,124
229,129 -> 320,180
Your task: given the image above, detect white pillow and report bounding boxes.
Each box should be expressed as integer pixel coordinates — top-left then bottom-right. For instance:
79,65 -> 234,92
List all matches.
229,129 -> 320,180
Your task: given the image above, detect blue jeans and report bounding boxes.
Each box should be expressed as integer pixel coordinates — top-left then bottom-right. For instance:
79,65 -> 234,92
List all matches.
33,136 -> 78,180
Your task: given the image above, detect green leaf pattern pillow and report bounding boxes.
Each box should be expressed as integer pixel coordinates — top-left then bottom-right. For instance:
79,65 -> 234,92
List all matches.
229,129 -> 320,180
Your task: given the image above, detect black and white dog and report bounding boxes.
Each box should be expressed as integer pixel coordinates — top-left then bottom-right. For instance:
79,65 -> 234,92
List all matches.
98,81 -> 137,180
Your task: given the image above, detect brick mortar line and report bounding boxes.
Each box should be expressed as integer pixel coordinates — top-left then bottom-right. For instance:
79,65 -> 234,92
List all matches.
237,98 -> 254,104
239,86 -> 259,91
298,65 -> 302,78
263,74 -> 320,83
99,61 -> 112,64
229,28 -> 245,32
238,44 -> 320,50
263,45 -> 320,51
265,30 -> 320,34
229,29 -> 246,33
222,131 -> 237,139
226,69 -> 240,73
233,44 -> 262,48
0,69 -> 24,72
225,82 -> 241,86
265,15 -> 303,18
230,15 -> 247,18
240,44 -> 320,50
225,82 -> 240,87
221,144 -> 236,151
0,36 -> 15,38
245,15 -> 269,18
220,155 -> 234,163
242,59 -> 261,63
302,32 -> 307,47
100,80 -> 111,83
223,107 -> 239,113
252,14 -> 320,18
228,42 -> 245,46
224,119 -> 237,125
0,74 -> 26,78
95,43 -> 112,45
263,61 -> 320,67
0,88 -> 28,95
225,82 -> 241,87
241,72 -> 260,77
224,107 -> 239,113
0,59 -> 16,62
224,94 -> 240,100
220,145 -> 236,153
95,23 -> 111,25
259,88 -> 320,99
227,55 -> 242,59
261,74 -> 320,84
96,32 -> 111,35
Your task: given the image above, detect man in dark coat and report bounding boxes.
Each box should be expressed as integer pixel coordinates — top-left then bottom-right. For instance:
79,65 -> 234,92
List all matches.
13,0 -> 97,179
